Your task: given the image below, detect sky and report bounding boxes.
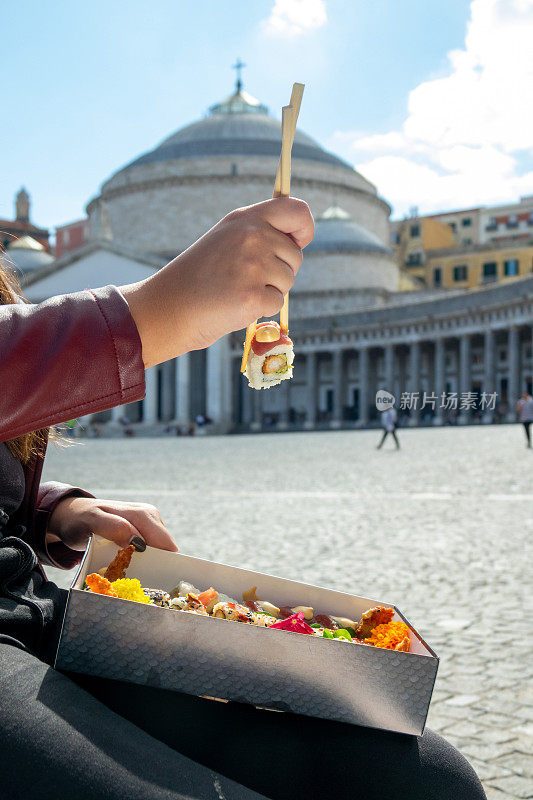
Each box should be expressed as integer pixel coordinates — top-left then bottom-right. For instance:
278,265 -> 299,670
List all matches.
2,0 -> 532,231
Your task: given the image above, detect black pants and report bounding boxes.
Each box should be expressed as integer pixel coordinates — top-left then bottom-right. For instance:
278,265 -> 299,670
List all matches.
522,421 -> 531,446
0,644 -> 486,800
378,428 -> 400,449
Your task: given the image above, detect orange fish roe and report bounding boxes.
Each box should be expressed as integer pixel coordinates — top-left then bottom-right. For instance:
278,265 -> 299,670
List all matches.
365,621 -> 411,651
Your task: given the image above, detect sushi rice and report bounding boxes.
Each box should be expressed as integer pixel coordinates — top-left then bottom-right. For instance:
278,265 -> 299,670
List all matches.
244,342 -> 294,390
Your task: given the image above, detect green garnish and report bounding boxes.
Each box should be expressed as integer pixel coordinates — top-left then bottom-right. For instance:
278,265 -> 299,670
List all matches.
333,629 -> 352,641
322,629 -> 334,639
310,623 -> 321,629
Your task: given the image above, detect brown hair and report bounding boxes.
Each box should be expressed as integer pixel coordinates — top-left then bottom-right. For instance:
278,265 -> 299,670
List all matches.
1,253 -> 49,463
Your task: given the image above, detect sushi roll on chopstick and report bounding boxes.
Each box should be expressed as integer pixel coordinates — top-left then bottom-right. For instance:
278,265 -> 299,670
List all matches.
240,83 -> 304,391
244,321 -> 294,390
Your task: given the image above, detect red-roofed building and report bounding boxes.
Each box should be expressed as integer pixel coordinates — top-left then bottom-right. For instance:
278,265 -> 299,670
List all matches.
0,188 -> 50,251
55,218 -> 90,257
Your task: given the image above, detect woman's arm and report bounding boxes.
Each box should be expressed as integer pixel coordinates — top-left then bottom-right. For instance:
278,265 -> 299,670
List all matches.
1,197 -> 313,442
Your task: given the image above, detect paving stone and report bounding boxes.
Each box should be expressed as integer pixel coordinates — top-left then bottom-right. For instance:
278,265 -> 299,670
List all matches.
444,694 -> 481,707
485,791 -> 520,800
466,757 -> 514,783
463,743 -> 519,763
488,776 -> 533,798
443,721 -> 487,739
494,753 -> 530,777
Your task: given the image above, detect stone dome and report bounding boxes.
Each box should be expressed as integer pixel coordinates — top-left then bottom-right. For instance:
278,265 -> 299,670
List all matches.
120,90 -> 353,174
6,235 -> 54,274
86,79 -> 392,262
307,205 -> 393,255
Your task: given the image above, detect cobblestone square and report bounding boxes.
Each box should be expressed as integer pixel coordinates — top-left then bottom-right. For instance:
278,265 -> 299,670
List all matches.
44,424 -> 533,799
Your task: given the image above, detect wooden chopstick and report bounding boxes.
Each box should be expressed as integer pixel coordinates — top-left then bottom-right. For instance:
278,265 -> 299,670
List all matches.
240,83 -> 305,371
274,83 -> 304,197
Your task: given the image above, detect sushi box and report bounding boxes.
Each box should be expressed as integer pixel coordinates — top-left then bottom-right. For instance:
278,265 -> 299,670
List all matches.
55,535 -> 439,736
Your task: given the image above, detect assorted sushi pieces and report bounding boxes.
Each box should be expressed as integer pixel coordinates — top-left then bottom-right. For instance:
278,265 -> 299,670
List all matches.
84,546 -> 411,652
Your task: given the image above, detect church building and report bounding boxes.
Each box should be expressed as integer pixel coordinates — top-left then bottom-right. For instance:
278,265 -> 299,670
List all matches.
23,73 -> 533,431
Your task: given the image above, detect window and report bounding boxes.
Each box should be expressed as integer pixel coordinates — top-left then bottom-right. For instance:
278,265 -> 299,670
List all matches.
434,267 -> 442,286
409,224 -> 420,238
507,214 -> 518,228
504,258 -> 519,276
499,349 -> 508,362
390,231 -> 400,245
528,211 -> 533,226
449,222 -> 457,232
483,262 -> 497,281
486,216 -> 497,231
461,218 -> 472,227
406,251 -> 422,266
453,265 -> 468,281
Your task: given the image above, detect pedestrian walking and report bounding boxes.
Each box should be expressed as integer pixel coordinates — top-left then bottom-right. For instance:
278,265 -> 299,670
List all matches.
377,406 -> 400,450
516,391 -> 533,447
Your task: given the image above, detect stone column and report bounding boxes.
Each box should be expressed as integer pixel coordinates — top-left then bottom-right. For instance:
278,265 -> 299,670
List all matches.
206,336 -> 232,433
357,347 -> 369,426
433,339 -> 445,425
160,362 -> 174,421
331,350 -> 344,428
408,341 -> 421,426
507,327 -> 520,421
483,330 -> 496,423
251,389 -> 263,431
277,380 -> 290,429
241,383 -> 253,427
384,344 -> 394,395
458,334 -> 471,424
174,353 -> 190,426
143,366 -> 158,425
110,405 -> 122,424
305,352 -> 318,429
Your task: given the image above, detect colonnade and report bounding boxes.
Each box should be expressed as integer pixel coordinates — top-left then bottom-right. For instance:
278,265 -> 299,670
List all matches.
234,324 -> 533,429
100,322 -> 533,431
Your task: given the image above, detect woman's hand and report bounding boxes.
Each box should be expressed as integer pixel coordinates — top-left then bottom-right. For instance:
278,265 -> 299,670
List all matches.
121,196 -> 314,367
47,496 -> 179,553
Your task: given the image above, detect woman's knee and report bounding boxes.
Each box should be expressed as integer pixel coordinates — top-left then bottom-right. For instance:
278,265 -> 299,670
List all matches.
419,729 -> 486,799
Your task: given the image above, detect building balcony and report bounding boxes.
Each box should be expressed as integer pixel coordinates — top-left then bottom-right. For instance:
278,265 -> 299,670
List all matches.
485,224 -> 498,231
506,222 -> 519,229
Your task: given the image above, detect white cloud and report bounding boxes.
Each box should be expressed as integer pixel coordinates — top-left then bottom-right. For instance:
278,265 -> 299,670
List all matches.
330,0 -> 533,216
263,0 -> 327,37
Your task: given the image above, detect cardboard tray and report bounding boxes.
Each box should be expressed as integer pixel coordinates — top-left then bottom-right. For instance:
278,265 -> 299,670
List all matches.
55,536 -> 438,735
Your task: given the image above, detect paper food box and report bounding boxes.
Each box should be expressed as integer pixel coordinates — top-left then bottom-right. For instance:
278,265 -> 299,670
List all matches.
55,536 -> 438,736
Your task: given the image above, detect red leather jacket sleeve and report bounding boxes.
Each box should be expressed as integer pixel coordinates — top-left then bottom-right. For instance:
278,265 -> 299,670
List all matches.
0,285 -> 146,442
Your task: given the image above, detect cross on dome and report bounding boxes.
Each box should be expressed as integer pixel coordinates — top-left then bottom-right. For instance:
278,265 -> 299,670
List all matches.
232,58 -> 246,92
208,61 -> 269,116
